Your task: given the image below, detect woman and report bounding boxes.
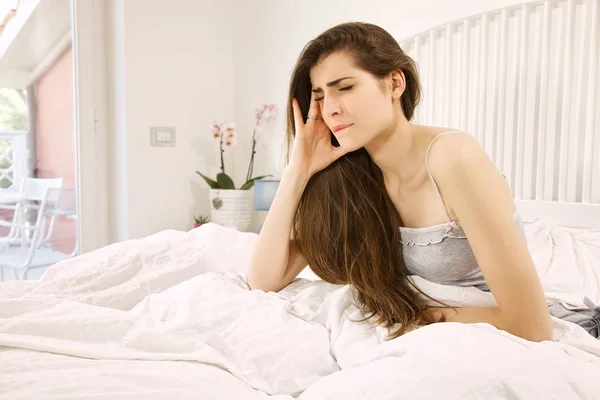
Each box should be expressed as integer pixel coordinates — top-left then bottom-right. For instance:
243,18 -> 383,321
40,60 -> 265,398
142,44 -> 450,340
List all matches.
248,22 -> 554,342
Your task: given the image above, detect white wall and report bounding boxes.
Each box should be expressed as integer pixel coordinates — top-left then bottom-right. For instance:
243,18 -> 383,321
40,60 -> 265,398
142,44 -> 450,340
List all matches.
104,0 -> 536,240
105,0 -> 235,241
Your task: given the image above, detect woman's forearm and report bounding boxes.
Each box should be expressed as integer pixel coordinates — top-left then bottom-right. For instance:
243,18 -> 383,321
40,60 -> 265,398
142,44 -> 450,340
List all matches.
247,167 -> 309,292
428,306 -> 552,342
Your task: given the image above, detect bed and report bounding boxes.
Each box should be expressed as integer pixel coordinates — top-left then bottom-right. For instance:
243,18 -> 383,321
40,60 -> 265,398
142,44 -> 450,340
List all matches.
1,0 -> 600,399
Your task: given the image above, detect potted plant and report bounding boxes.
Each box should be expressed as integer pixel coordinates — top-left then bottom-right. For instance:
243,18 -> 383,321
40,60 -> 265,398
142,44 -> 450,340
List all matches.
196,104 -> 277,231
193,214 -> 210,229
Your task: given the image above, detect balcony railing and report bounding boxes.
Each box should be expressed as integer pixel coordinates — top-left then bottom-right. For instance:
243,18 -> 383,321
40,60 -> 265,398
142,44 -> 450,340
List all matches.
0,130 -> 27,189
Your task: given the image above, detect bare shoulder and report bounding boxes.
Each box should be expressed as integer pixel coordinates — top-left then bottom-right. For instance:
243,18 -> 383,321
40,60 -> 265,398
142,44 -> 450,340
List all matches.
425,130 -> 483,172
425,130 -> 515,216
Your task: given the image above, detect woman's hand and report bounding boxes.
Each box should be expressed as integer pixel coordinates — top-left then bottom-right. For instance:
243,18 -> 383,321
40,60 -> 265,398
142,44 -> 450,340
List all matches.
424,307 -> 450,323
288,92 -> 347,178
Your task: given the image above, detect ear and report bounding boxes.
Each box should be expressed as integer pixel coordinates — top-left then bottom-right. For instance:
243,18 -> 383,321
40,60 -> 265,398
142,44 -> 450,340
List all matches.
389,70 -> 406,101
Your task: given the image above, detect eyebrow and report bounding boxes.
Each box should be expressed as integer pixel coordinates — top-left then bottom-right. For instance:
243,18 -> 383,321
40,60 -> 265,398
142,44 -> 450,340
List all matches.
311,77 -> 355,93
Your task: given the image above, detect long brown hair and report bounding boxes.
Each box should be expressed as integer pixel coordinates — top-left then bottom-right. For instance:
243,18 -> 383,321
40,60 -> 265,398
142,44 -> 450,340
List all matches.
286,22 -> 441,339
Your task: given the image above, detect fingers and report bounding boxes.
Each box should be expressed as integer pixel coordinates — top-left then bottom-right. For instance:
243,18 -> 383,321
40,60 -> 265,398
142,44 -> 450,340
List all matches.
292,93 -> 322,135
291,98 -> 303,133
306,90 -> 321,121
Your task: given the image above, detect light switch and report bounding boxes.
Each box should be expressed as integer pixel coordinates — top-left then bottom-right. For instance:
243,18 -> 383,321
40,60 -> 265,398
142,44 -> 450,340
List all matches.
150,127 -> 176,147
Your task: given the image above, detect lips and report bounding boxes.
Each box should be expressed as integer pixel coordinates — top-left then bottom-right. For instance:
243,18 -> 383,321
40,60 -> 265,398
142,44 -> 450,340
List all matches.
332,123 -> 353,133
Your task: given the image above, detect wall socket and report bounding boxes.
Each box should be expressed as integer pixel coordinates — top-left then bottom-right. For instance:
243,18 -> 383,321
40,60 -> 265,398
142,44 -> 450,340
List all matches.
150,126 -> 176,147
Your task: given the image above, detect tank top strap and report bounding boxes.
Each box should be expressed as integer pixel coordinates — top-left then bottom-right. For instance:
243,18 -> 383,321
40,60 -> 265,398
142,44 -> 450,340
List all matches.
424,130 -> 464,224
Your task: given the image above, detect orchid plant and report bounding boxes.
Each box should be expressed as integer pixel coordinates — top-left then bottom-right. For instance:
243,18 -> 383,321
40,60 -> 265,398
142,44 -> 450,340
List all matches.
245,104 -> 277,182
196,104 -> 278,190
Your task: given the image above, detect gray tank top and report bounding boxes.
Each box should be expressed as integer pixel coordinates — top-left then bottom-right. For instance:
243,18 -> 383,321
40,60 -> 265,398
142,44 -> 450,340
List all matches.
399,131 -> 526,290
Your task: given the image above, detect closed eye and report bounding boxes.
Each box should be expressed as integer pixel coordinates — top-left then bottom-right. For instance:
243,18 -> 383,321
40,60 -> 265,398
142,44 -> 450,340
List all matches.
315,86 -> 354,102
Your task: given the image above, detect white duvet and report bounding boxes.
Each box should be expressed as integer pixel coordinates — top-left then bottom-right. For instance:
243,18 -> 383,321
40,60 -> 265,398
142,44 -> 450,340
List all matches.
0,221 -> 599,399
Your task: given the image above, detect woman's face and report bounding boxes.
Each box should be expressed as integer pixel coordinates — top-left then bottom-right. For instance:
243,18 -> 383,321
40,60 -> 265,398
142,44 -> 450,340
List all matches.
309,51 -> 404,152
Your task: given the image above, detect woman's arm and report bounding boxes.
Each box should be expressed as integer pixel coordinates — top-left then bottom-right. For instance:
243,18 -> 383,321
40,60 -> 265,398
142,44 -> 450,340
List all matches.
247,167 -> 310,292
427,132 -> 552,342
425,306 -> 524,334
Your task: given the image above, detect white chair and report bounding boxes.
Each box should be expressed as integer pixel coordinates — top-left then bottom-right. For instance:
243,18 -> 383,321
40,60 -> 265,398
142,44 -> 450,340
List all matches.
0,178 -> 63,248
39,187 -> 77,249
0,179 -> 29,245
0,185 -> 76,281
39,187 -> 78,253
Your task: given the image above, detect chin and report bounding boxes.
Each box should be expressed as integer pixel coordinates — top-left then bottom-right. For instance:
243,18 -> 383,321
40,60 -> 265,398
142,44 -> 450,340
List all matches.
334,126 -> 375,152
336,138 -> 363,153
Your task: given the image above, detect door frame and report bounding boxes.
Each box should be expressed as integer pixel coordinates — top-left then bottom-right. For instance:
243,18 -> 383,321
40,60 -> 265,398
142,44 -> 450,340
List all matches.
71,0 -> 109,252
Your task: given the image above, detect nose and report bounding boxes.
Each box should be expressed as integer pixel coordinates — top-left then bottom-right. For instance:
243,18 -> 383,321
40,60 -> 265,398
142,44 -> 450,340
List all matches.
322,96 -> 340,118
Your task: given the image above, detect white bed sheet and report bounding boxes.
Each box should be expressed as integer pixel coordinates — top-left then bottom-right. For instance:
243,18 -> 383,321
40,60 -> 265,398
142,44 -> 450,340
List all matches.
0,347 -> 290,400
0,222 -> 598,399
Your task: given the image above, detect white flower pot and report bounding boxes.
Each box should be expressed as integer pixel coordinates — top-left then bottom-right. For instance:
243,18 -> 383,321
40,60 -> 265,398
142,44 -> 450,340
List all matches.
209,189 -> 254,231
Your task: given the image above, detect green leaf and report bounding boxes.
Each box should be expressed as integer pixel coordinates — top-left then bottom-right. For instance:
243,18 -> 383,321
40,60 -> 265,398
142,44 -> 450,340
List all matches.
240,175 -> 273,190
216,173 -> 236,189
194,214 -> 211,224
195,171 -> 219,188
